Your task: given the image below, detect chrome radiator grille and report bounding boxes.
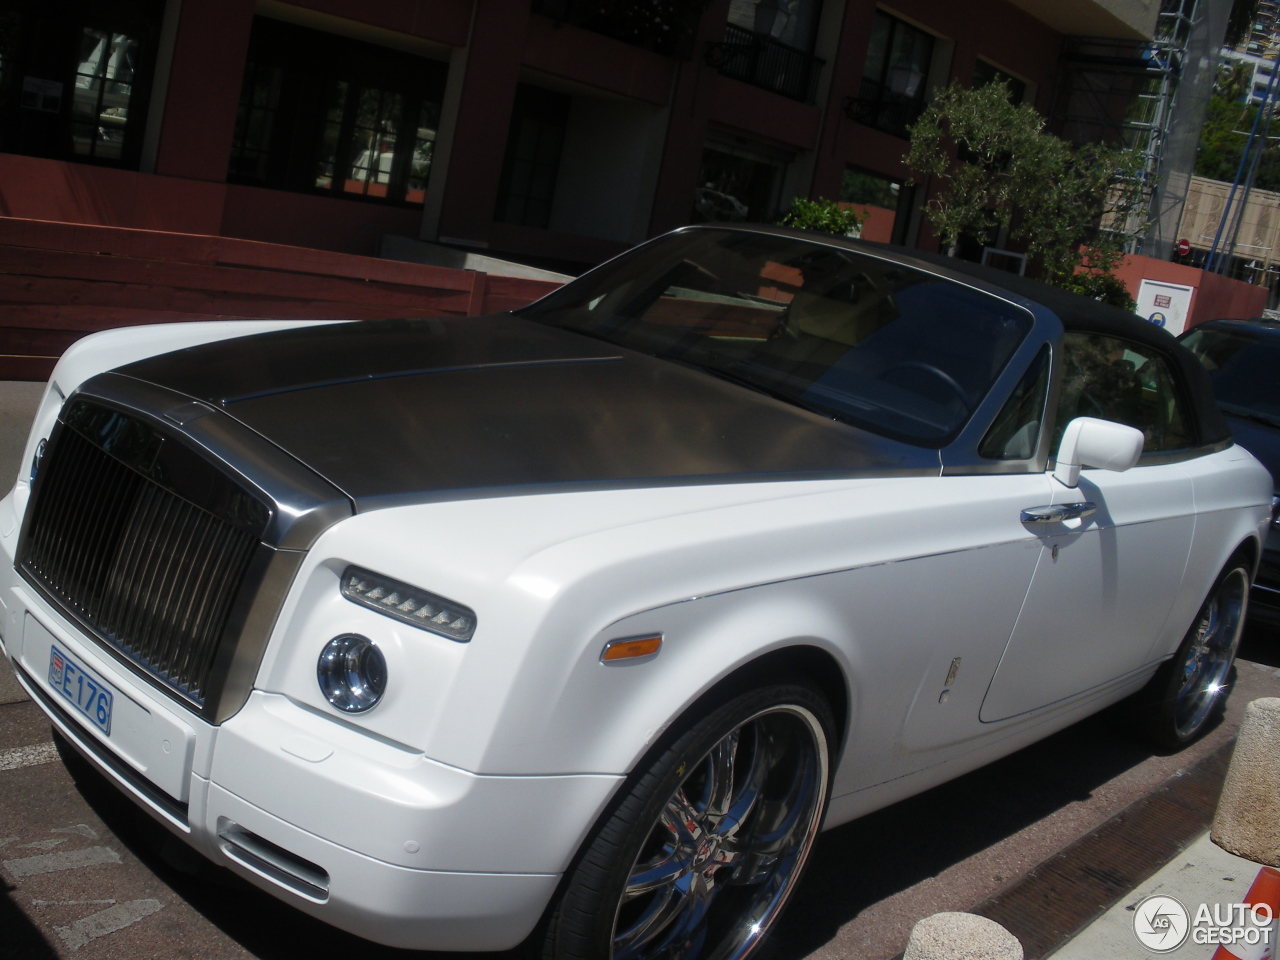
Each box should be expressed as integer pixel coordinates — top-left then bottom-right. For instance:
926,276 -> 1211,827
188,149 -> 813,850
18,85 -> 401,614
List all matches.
18,402 -> 266,710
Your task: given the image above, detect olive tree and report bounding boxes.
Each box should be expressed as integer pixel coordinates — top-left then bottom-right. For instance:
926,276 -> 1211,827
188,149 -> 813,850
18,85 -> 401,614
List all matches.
905,82 -> 1145,306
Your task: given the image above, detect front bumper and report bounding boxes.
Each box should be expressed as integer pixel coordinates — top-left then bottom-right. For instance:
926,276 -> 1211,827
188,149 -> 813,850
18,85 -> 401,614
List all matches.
0,493 -> 620,951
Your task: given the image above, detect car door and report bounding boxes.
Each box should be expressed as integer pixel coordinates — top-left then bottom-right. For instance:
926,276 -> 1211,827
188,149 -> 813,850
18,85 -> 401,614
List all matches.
980,331 -> 1197,722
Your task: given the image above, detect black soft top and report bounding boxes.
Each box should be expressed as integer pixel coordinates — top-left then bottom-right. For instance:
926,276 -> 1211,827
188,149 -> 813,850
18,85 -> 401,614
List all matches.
859,242 -> 1232,447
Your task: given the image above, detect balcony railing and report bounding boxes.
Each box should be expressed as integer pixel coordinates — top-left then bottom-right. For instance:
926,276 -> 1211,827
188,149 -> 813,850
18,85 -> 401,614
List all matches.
531,0 -> 702,59
706,23 -> 823,103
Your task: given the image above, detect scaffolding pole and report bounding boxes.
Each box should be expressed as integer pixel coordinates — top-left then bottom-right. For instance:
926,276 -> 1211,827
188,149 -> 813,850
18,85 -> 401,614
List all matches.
1052,0 -> 1201,255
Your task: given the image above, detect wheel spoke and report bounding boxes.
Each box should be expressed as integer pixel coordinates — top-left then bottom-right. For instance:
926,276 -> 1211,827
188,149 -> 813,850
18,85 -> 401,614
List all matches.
625,849 -> 692,900
704,730 -> 739,823
1201,597 -> 1222,647
614,882 -> 687,960
729,747 -> 816,885
668,871 -> 718,941
630,871 -> 718,960
714,727 -> 771,839
661,789 -> 704,845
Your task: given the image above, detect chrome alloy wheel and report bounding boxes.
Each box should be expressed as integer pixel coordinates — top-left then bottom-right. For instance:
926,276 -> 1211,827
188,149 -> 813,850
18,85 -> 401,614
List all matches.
611,705 -> 828,960
1173,567 -> 1248,739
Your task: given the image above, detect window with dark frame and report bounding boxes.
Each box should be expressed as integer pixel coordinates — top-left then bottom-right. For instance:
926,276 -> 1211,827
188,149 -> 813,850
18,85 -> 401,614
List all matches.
979,345 -> 1049,460
494,85 -> 571,230
70,28 -> 138,161
231,61 -> 282,186
853,10 -> 935,139
1055,332 -> 1191,453
692,143 -> 784,224
228,17 -> 446,207
0,0 -> 162,169
972,59 -> 1025,104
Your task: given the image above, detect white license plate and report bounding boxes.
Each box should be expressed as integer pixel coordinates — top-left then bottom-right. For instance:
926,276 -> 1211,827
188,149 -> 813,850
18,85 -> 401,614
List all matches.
48,645 -> 114,736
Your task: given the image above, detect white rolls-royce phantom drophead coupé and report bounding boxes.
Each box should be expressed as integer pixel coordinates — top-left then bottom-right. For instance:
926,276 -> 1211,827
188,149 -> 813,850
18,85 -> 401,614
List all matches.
0,225 -> 1271,960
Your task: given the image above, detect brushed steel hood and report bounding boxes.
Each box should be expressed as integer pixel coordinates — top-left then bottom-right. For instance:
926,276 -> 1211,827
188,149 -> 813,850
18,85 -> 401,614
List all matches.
117,315 -> 936,509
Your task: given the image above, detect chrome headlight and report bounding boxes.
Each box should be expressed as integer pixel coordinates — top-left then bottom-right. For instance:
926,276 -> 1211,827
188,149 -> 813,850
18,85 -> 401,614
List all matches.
317,634 -> 387,713
340,566 -> 476,642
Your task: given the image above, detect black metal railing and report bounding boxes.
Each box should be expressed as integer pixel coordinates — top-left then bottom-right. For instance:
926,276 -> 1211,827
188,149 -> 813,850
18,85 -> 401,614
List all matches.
706,23 -> 823,103
531,0 -> 704,59
19,403 -> 263,710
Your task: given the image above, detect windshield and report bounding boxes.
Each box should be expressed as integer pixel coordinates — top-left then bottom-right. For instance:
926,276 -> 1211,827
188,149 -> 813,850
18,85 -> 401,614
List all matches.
520,229 -> 1032,447
1180,326 -> 1280,427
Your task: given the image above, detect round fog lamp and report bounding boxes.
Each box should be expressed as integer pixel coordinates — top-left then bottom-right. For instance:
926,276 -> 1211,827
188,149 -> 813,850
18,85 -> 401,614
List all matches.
317,634 -> 387,713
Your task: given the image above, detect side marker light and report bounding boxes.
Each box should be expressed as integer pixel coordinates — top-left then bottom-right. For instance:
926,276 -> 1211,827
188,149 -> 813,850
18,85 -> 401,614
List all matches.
601,635 -> 663,664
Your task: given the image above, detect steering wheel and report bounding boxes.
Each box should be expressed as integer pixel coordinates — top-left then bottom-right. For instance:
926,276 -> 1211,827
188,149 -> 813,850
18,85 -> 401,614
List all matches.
881,361 -> 967,403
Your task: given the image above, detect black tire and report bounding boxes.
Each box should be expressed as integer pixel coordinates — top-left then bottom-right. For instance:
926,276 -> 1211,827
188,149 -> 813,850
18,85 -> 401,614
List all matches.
542,683 -> 834,960
1134,556 -> 1251,749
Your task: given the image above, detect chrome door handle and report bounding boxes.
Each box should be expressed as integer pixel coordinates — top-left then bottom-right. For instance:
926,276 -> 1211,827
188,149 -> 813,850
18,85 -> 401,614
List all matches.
1020,502 -> 1097,523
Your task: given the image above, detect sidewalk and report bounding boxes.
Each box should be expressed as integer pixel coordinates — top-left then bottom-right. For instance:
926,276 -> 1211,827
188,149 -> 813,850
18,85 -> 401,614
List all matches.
1051,831 -> 1269,958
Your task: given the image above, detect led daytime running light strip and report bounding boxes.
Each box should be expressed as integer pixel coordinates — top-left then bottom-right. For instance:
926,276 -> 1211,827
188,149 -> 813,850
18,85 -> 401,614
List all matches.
340,566 -> 476,641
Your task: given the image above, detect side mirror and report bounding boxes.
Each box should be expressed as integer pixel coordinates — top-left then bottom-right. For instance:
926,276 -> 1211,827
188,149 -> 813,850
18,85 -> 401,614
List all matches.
1053,417 -> 1145,488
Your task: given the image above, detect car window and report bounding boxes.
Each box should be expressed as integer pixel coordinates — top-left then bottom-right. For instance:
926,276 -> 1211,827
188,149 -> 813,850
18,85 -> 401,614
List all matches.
1053,331 -> 1191,454
1181,326 -> 1280,426
979,344 -> 1049,460
521,229 -> 1032,447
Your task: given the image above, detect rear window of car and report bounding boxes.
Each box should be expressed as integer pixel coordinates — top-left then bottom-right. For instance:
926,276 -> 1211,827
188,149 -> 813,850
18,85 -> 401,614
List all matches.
1180,326 -> 1280,425
520,229 -> 1033,447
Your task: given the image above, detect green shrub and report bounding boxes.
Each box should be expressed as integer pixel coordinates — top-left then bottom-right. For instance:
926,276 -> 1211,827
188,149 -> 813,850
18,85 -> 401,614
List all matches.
777,198 -> 869,237
1055,271 -> 1136,311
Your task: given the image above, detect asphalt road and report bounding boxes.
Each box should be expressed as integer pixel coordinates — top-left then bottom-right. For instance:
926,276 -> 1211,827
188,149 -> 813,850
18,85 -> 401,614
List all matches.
1,381 -> 1278,960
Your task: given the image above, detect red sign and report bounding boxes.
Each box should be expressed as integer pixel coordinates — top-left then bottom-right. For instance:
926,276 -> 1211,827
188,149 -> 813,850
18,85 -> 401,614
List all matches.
1177,238 -> 1191,256
1154,294 -> 1172,308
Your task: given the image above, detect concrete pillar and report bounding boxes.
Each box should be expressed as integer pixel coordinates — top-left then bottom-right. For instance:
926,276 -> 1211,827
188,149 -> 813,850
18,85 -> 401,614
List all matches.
432,0 -> 531,247
153,0 -> 256,182
646,0 -> 734,236
1213,697 -> 1280,866
903,912 -> 1024,960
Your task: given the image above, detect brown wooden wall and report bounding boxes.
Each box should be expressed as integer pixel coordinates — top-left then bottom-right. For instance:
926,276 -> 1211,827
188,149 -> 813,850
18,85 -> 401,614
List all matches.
0,218 -> 562,381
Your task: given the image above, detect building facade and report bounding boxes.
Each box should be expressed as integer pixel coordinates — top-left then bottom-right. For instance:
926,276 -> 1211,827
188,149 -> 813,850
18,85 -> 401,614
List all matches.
1232,0 -> 1280,56
0,0 -> 1156,271
1220,0 -> 1280,107
1220,48 -> 1279,106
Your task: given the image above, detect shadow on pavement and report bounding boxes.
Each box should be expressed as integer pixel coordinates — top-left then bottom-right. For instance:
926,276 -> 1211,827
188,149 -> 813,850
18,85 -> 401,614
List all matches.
1238,618 -> 1280,669
0,882 -> 60,960
51,731 -> 522,960
759,706 -> 1167,960
45,650 -> 1265,960
53,703 -> 1187,960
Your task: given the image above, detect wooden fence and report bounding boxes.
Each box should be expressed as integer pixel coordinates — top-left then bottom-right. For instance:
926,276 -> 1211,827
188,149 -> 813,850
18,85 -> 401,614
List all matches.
0,217 -> 563,380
